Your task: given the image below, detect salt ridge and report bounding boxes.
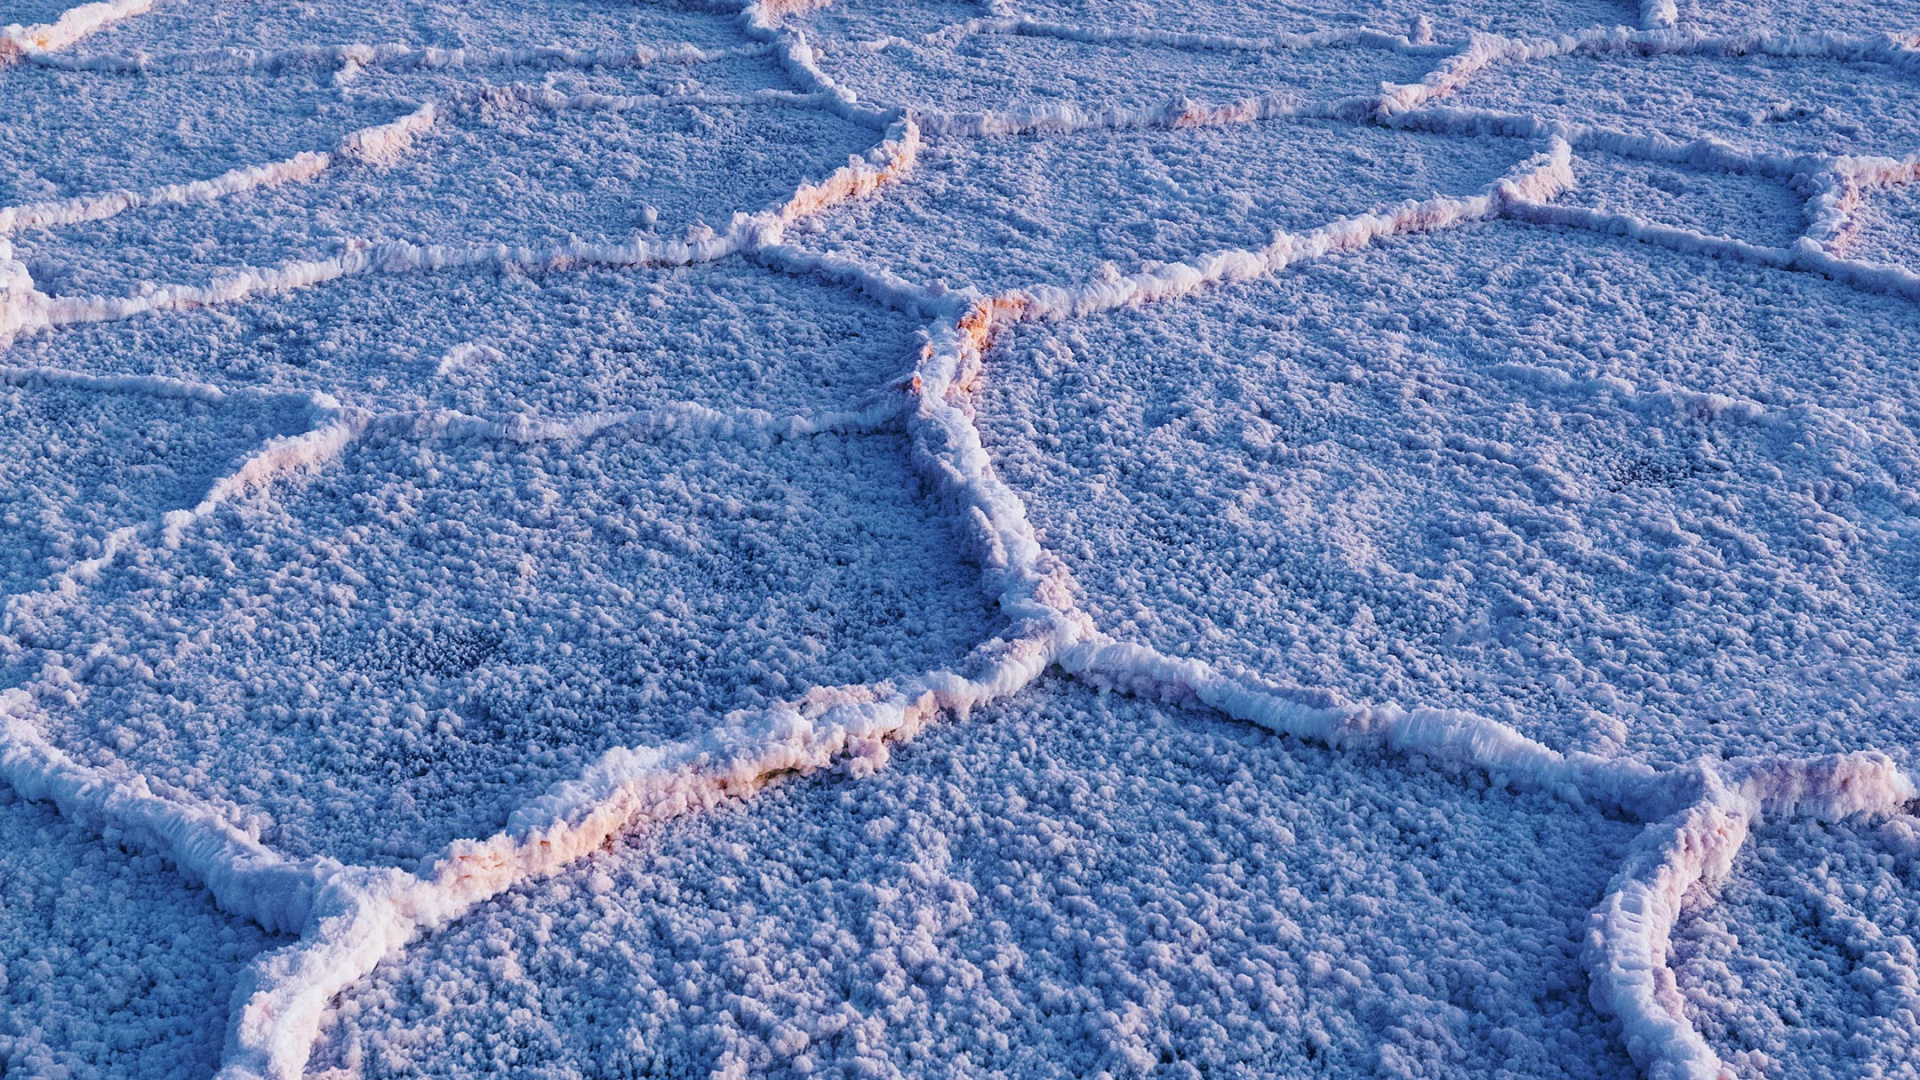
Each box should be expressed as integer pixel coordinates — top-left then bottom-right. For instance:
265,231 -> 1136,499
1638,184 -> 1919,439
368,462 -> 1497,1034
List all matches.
0,1 -> 1916,1078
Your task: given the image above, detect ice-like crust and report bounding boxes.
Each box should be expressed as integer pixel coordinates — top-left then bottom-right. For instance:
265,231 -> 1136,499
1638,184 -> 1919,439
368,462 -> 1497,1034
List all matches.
4,1 -> 1920,1078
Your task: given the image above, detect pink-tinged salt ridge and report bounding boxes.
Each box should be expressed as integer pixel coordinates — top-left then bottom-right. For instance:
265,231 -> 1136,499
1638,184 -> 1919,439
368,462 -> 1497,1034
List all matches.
213,637 -> 1064,1080
777,115 -> 921,222
0,0 -> 153,63
1585,755 -> 1916,1080
1804,153 -> 1920,249
336,101 -> 438,167
1505,197 -> 1920,304
1589,796 -> 1750,1080
6,4 -> 1920,1075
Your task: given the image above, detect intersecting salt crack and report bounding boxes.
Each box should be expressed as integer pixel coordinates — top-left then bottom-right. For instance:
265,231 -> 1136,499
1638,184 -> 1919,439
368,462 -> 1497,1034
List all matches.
2,1 -> 1919,1078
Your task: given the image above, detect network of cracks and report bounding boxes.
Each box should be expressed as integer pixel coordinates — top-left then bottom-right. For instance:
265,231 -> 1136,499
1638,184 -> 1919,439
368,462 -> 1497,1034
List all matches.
3,0 -> 1920,1077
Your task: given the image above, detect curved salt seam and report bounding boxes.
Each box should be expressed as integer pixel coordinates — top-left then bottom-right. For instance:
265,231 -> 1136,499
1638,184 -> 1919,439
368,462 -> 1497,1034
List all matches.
0,0 -> 153,63
8,10 -> 1913,1076
22,39 -> 770,75
885,14 -> 1453,55
0,105 -> 921,345
0,74 -> 855,242
1059,634 -> 1683,816
0,102 -> 435,239
211,279 -> 1082,1079
1506,198 -> 1920,304
355,394 -> 911,450
213,639 -> 1059,1080
742,0 -> 897,128
1803,153 -> 1920,249
3,405 -> 358,630
1586,756 -> 1917,1080
1004,139 -> 1573,321
1378,24 -> 1920,117
0,692 -> 333,934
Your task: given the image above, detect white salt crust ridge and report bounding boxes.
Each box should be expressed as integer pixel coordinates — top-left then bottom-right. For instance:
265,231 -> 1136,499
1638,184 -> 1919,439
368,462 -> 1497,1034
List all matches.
0,106 -> 921,345
1803,153 -> 1920,250
0,103 -> 433,238
1586,757 -> 1918,1080
0,66 -> 877,243
19,39 -> 771,76
1375,23 -> 1920,119
208,127 -> 1920,1080
0,0 -> 152,63
849,14 -> 1459,57
2,403 -> 356,630
4,2 -> 1920,1078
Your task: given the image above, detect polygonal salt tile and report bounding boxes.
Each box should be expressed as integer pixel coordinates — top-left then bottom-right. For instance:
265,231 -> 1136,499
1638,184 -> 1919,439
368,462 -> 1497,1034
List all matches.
1560,150 -> 1811,249
1675,0 -> 1920,39
0,787 -> 284,1080
795,118 -> 1535,293
309,677 -> 1639,1079
11,424 -> 996,867
1671,815 -> 1920,1078
1847,179 -> 1920,270
1447,49 -> 1920,159
5,263 -> 928,418
0,66 -> 417,207
1018,0 -> 1644,42
806,31 -> 1437,118
975,221 -> 1920,768
13,93 -> 878,297
65,0 -> 750,57
0,379 -> 316,599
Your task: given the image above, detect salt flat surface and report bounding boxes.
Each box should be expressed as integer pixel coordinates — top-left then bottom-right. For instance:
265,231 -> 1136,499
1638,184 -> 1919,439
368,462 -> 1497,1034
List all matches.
1,1 -> 1918,1079
0,788 -> 281,1080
